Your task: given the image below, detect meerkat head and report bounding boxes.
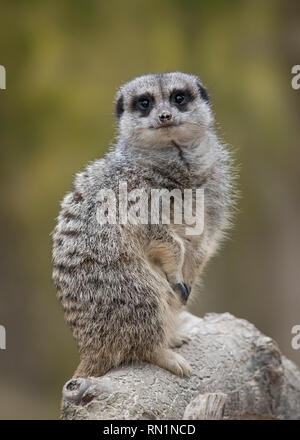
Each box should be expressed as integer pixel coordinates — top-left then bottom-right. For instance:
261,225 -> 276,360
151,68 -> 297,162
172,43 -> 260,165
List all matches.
115,72 -> 213,148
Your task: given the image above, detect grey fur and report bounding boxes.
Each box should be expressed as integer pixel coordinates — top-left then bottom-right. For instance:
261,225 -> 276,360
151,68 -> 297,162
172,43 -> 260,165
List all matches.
52,72 -> 235,378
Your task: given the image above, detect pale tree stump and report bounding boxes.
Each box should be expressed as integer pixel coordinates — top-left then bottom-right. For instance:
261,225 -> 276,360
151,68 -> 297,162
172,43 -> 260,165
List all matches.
61,312 -> 300,420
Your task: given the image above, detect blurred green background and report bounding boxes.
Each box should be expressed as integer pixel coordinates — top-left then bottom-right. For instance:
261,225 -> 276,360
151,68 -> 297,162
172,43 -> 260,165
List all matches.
0,0 -> 299,419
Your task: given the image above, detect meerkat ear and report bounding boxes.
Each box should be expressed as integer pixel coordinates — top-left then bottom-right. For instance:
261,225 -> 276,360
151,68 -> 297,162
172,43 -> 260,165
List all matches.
197,82 -> 210,104
115,94 -> 124,119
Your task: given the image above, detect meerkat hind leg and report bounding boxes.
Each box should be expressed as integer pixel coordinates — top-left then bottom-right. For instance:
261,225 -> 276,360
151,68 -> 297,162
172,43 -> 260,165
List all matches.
169,332 -> 191,348
149,348 -> 191,377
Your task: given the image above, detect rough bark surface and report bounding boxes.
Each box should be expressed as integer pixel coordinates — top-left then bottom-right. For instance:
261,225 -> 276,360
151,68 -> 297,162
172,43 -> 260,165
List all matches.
61,312 -> 300,420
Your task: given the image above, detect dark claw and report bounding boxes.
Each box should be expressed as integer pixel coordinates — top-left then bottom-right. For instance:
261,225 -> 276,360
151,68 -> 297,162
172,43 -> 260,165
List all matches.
174,282 -> 191,304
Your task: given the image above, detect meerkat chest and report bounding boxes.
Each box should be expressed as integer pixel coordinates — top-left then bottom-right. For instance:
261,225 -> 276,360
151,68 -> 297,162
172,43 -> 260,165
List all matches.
167,185 -> 205,248
169,222 -> 203,252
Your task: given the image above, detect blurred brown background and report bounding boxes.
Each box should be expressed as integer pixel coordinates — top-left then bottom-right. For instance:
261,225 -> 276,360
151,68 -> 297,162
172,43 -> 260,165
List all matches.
0,0 -> 299,419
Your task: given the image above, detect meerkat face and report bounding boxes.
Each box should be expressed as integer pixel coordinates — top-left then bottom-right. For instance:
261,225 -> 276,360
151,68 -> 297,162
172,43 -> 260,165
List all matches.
115,72 -> 214,148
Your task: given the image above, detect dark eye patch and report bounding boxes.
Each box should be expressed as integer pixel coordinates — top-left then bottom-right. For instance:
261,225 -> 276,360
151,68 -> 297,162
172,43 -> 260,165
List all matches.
170,88 -> 194,112
131,93 -> 155,117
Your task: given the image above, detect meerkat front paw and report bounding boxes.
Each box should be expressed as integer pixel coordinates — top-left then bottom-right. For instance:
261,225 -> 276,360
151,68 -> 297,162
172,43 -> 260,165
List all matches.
169,332 -> 191,348
150,348 -> 191,377
173,282 -> 191,304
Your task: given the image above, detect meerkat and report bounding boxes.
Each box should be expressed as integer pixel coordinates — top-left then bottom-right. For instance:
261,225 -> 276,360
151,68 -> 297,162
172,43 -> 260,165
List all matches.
52,72 -> 234,378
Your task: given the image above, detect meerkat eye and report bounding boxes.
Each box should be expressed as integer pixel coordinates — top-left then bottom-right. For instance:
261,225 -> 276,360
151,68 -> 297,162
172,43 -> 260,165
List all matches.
138,98 -> 150,110
174,93 -> 186,105
170,89 -> 192,111
132,94 -> 154,116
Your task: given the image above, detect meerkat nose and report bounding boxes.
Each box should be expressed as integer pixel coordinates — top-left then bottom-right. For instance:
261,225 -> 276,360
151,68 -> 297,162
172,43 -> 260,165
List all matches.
159,111 -> 173,123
